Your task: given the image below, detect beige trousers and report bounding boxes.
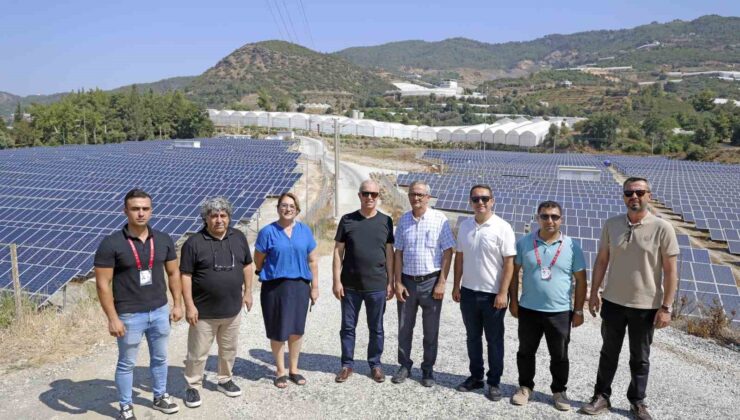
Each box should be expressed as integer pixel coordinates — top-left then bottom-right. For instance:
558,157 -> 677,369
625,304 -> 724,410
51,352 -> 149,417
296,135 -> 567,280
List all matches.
184,314 -> 241,389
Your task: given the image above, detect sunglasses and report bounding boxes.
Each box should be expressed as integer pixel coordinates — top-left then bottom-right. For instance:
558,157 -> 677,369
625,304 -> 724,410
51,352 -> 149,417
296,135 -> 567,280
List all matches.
623,190 -> 648,198
408,192 -> 427,198
470,196 -> 491,204
360,191 -> 379,198
538,214 -> 561,221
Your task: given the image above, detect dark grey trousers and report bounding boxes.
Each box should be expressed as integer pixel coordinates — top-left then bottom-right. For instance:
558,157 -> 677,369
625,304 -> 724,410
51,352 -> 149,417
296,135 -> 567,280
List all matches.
397,275 -> 443,373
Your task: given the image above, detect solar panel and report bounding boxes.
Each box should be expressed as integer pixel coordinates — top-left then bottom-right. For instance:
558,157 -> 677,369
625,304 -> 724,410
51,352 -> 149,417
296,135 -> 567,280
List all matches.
0,138 -> 302,304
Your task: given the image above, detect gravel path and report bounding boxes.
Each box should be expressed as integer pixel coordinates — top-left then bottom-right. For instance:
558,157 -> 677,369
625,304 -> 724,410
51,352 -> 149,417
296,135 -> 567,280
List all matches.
1,143 -> 738,419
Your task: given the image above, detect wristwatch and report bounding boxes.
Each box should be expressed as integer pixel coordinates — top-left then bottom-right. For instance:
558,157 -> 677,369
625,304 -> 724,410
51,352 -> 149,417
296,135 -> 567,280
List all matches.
255,269 -> 261,276
660,304 -> 672,313
573,310 -> 584,316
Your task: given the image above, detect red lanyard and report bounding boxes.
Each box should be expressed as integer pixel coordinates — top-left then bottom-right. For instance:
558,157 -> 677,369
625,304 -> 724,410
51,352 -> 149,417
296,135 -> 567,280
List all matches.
533,233 -> 565,270
127,237 -> 155,271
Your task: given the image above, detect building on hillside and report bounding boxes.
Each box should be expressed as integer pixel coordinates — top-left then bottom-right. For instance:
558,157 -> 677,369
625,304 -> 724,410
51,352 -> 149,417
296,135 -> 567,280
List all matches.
387,80 -> 462,98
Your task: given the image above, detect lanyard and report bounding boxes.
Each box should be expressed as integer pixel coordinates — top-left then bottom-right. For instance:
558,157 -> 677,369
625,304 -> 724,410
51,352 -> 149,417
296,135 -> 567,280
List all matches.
533,233 -> 565,270
127,236 -> 155,271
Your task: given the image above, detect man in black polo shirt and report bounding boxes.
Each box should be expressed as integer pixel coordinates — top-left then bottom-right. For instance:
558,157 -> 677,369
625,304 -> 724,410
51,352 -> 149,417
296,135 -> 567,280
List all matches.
94,188 -> 182,420
332,179 -> 395,384
180,196 -> 254,408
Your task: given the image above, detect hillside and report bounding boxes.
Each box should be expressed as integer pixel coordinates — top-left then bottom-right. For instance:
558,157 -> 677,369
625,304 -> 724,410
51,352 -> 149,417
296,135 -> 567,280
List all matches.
336,15 -> 740,83
185,40 -> 395,108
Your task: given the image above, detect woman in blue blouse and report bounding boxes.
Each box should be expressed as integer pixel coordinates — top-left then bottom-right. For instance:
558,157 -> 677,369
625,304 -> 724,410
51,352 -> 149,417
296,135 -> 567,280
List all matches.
254,192 -> 319,388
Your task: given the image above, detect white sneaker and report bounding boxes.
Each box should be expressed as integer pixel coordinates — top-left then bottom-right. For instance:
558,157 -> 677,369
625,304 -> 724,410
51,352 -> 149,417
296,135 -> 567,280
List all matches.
511,386 -> 532,406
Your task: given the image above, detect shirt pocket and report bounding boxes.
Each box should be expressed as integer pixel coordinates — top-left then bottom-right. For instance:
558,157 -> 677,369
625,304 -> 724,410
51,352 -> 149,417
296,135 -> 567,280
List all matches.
425,230 -> 437,248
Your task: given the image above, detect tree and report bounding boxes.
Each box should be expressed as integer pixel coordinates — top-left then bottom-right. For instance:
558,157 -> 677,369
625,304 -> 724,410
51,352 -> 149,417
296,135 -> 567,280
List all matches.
581,113 -> 620,148
0,129 -> 12,149
690,89 -> 716,112
257,90 -> 272,111
693,120 -> 717,148
13,103 -> 23,122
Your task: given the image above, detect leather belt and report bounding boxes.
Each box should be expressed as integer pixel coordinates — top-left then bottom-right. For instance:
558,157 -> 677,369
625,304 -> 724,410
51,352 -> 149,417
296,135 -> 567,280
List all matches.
402,271 -> 441,282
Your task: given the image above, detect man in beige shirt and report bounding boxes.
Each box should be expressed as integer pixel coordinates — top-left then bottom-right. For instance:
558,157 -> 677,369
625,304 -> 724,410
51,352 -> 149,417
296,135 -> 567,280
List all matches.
580,177 -> 679,420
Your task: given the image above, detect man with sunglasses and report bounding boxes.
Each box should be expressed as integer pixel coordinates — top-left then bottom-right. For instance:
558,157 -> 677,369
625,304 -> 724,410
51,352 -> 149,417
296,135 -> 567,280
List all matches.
509,201 -> 587,411
332,180 -> 395,384
452,184 -> 516,401
180,196 -> 254,408
392,180 -> 455,387
580,177 -> 679,420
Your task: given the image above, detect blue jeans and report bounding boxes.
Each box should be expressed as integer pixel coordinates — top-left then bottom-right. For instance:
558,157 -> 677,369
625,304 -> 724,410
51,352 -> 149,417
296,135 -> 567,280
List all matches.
460,287 -> 506,386
116,304 -> 170,406
340,289 -> 386,369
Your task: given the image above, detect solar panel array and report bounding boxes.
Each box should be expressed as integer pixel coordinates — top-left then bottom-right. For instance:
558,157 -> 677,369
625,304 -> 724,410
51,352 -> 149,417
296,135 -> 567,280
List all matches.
399,149 -> 739,324
0,138 -> 301,304
607,155 -> 740,254
399,150 -> 622,279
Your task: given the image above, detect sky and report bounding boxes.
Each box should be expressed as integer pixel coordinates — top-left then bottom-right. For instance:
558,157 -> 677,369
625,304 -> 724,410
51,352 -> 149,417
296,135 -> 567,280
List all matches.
1,0 -> 738,96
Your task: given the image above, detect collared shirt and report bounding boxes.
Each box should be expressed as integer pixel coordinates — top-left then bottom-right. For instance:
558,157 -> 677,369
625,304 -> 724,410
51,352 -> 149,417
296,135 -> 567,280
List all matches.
395,208 -> 455,276
456,214 -> 516,294
94,224 -> 177,314
179,227 -> 253,319
515,230 -> 586,312
600,212 -> 680,309
255,221 -> 316,282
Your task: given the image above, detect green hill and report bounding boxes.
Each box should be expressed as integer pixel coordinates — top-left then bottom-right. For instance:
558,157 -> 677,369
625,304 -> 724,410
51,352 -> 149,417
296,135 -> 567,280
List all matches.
336,15 -> 740,75
185,40 -> 394,108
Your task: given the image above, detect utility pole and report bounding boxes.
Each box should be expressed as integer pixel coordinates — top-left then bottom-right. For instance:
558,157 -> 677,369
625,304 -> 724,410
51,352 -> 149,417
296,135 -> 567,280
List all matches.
334,118 -> 340,219
83,109 -> 87,145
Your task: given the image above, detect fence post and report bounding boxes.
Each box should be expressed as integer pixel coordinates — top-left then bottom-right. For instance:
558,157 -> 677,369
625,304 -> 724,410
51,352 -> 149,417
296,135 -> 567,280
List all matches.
9,243 -> 23,321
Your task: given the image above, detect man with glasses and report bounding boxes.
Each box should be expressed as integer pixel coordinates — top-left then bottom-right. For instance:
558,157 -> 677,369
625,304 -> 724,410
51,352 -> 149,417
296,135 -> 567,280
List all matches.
580,177 -> 679,420
392,180 -> 455,387
180,196 -> 254,408
332,179 -> 395,384
452,184 -> 516,401
509,201 -> 587,411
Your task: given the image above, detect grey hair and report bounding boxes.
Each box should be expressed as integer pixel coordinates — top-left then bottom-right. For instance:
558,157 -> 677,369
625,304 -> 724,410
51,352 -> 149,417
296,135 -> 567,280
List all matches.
409,180 -> 432,196
200,196 -> 233,221
358,179 -> 379,193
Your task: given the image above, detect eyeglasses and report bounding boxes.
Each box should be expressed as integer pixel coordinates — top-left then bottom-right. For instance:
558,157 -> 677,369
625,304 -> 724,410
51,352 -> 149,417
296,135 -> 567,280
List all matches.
470,196 -> 491,204
279,203 -> 296,210
408,192 -> 427,198
360,191 -> 379,198
210,240 -> 235,271
623,190 -> 648,198
538,214 -> 561,221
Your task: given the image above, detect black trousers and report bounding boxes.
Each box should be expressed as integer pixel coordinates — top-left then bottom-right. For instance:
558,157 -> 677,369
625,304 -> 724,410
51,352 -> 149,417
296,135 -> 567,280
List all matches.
516,306 -> 571,393
594,299 -> 657,404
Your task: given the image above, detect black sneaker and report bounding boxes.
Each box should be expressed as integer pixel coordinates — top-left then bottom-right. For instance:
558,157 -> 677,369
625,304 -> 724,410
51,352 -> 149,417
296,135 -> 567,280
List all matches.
420,371 -> 435,387
184,388 -> 202,408
217,380 -> 242,397
456,376 -> 484,392
391,366 -> 410,384
118,404 -> 136,420
486,385 -> 503,402
152,393 -> 180,414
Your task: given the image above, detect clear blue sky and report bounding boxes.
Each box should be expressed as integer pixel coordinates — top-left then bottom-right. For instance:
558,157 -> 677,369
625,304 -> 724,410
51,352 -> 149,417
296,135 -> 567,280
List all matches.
1,0 -> 738,96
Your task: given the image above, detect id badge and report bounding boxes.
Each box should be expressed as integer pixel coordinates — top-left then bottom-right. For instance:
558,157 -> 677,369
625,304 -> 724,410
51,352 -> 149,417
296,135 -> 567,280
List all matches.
540,267 -> 552,280
140,270 -> 153,286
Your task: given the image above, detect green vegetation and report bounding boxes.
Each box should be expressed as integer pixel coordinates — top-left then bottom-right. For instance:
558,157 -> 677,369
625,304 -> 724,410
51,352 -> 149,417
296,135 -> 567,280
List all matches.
2,87 -> 213,149
187,40 -> 394,109
336,15 -> 740,74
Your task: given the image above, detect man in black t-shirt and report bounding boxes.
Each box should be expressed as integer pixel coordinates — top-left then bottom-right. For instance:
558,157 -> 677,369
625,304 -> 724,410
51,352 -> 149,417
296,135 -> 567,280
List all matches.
332,179 -> 395,384
180,197 -> 254,408
94,189 -> 183,419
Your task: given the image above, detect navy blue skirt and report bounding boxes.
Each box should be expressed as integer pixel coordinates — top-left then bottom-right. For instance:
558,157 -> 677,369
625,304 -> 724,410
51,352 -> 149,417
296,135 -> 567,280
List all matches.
260,278 -> 311,341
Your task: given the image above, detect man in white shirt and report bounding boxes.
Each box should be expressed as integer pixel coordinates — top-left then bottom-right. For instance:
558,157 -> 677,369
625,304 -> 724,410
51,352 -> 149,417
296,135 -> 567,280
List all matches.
452,184 -> 516,401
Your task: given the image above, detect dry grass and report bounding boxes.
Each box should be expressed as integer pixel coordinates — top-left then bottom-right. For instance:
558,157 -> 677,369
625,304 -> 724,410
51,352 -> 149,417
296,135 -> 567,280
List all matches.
0,282 -> 109,373
673,295 -> 740,347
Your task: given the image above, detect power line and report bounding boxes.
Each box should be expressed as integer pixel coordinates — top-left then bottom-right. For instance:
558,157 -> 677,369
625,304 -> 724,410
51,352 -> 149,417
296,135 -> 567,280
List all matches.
297,0 -> 316,50
265,0 -> 287,42
272,0 -> 295,44
280,0 -> 302,46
